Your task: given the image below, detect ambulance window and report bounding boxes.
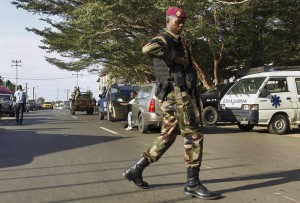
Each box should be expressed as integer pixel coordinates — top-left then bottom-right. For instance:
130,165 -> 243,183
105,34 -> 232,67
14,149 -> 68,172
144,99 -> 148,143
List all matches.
265,78 -> 288,93
295,79 -> 300,95
228,77 -> 265,94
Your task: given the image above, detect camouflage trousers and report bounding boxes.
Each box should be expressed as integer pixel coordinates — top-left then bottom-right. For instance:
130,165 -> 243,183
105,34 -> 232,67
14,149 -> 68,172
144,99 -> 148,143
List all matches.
143,86 -> 204,169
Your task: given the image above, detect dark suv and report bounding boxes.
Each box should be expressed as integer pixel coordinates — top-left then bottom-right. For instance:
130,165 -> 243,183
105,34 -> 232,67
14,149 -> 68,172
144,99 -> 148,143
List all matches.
0,93 -> 15,117
98,84 -> 139,121
200,82 -> 235,126
131,83 -> 163,133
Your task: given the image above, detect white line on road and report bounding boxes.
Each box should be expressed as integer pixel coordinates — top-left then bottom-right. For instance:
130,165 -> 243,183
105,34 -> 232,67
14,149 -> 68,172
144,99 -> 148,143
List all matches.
99,127 -> 128,138
274,193 -> 300,203
99,127 -> 118,134
136,141 -> 150,146
72,116 -> 77,119
202,165 -> 213,169
283,196 -> 300,203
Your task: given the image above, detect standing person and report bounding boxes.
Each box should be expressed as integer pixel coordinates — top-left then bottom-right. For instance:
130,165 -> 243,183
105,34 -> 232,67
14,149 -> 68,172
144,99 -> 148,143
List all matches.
122,7 -> 219,200
14,85 -> 26,125
125,90 -> 137,131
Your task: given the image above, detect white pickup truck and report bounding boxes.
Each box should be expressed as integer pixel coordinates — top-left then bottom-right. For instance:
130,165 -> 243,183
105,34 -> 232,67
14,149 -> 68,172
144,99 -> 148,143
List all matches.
219,71 -> 300,135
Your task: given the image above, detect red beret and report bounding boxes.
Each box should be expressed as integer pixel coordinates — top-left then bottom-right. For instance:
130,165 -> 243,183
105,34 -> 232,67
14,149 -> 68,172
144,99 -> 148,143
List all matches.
166,7 -> 187,19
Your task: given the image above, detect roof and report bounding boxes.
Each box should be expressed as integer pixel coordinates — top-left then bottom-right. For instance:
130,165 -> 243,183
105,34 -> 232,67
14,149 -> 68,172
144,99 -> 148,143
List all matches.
242,71 -> 300,79
237,66 -> 300,77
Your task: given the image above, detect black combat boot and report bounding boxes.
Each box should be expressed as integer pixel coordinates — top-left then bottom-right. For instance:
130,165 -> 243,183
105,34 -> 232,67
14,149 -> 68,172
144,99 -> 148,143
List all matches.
123,157 -> 150,189
184,168 -> 219,200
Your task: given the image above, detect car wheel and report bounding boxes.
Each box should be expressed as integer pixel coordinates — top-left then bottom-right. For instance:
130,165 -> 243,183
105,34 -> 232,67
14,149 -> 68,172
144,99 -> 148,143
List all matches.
122,120 -> 128,128
107,108 -> 115,122
98,108 -> 104,120
71,111 -> 75,115
237,123 -> 254,131
268,114 -> 288,135
138,115 -> 149,134
202,106 -> 219,126
89,108 -> 94,115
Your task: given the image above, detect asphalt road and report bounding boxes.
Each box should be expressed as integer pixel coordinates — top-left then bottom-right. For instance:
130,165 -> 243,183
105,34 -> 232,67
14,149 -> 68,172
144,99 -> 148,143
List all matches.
0,109 -> 299,203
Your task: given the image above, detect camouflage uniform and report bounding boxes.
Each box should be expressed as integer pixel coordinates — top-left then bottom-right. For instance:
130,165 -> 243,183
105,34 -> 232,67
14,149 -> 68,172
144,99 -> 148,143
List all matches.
142,29 -> 203,169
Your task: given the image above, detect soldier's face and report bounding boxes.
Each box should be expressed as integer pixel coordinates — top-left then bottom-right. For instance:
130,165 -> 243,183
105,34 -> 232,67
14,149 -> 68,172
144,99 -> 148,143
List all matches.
166,16 -> 185,35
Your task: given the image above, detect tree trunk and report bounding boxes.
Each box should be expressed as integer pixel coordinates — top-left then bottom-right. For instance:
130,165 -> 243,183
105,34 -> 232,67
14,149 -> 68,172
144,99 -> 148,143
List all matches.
191,56 -> 213,90
213,59 -> 222,85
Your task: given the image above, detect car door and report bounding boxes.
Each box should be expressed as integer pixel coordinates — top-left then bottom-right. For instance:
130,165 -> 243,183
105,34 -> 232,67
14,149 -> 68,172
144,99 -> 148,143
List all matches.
259,77 -> 294,123
107,87 -> 128,121
294,78 -> 300,124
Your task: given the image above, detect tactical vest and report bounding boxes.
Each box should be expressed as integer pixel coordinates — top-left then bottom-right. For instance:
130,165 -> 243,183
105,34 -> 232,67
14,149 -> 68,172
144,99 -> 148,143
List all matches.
153,32 -> 197,100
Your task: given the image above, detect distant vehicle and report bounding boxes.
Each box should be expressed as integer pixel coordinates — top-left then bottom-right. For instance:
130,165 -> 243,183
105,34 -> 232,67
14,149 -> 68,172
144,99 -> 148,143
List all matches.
0,93 -> 15,116
42,102 -> 53,110
200,82 -> 235,126
131,83 -> 163,133
27,100 -> 36,111
70,92 -> 96,115
98,84 -> 139,121
64,101 -> 70,109
35,103 -> 42,110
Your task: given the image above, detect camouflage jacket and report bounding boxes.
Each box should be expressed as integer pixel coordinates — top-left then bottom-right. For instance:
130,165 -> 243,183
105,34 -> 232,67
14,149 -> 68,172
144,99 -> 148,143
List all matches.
142,28 -> 184,66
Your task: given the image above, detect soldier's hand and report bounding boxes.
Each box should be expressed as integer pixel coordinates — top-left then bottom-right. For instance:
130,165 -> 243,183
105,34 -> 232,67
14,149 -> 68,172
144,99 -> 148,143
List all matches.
174,56 -> 188,69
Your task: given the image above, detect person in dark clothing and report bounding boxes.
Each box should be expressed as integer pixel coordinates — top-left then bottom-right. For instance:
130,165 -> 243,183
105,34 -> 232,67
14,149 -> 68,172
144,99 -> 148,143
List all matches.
122,7 -> 219,200
14,85 -> 26,125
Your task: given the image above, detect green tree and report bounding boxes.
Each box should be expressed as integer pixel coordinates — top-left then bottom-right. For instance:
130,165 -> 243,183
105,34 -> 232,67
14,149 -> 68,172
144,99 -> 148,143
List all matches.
0,76 -> 4,85
37,97 -> 45,104
11,0 -> 300,88
5,80 -> 15,91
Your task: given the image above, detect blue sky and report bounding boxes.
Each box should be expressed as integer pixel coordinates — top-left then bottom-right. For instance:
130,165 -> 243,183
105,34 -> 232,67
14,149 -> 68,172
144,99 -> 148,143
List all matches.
0,1 -> 99,101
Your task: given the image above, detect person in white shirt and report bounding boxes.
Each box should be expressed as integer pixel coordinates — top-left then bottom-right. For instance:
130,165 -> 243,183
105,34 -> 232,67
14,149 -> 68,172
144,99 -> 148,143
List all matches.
14,85 -> 26,125
125,91 -> 137,130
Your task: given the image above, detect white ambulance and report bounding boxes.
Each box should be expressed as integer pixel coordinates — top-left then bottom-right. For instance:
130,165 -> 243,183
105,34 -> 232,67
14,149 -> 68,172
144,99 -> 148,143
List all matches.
219,71 -> 300,135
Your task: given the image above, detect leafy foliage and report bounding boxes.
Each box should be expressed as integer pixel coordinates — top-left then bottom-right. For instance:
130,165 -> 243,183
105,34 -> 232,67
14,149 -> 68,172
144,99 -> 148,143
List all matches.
11,0 -> 300,88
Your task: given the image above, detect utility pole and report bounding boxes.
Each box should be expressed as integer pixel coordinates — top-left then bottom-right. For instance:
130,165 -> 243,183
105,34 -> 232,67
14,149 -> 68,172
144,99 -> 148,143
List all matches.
11,60 -> 22,90
24,83 -> 29,101
72,69 -> 83,87
65,89 -> 70,101
33,86 -> 38,101
24,83 -> 29,93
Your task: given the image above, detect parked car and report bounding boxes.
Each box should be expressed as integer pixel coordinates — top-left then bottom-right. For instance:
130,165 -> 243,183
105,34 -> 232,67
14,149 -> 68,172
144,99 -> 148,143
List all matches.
42,102 -> 53,110
131,83 -> 163,133
98,84 -> 140,121
200,82 -> 235,126
0,93 -> 15,116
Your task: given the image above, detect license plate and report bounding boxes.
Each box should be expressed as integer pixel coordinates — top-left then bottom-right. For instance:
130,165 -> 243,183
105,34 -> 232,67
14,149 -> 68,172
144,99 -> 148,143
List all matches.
240,120 -> 248,125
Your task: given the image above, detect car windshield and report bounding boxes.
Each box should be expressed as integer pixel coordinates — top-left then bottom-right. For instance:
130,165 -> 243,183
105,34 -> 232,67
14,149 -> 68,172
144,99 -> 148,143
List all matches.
110,86 -> 139,102
0,95 -> 12,100
204,84 -> 227,94
228,77 -> 265,94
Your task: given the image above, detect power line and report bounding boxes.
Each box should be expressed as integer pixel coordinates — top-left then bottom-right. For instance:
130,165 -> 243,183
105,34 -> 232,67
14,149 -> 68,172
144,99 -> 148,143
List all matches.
3,74 -> 95,81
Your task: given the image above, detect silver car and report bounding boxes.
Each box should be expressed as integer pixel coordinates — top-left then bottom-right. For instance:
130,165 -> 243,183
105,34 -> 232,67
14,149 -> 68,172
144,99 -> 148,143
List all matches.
131,83 -> 163,133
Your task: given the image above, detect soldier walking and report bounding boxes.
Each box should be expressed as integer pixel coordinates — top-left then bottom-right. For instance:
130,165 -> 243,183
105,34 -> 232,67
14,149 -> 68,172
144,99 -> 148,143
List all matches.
123,7 -> 219,200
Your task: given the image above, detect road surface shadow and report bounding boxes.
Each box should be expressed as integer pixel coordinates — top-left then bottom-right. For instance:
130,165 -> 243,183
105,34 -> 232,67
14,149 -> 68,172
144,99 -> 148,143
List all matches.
204,169 -> 300,194
0,128 -> 126,168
